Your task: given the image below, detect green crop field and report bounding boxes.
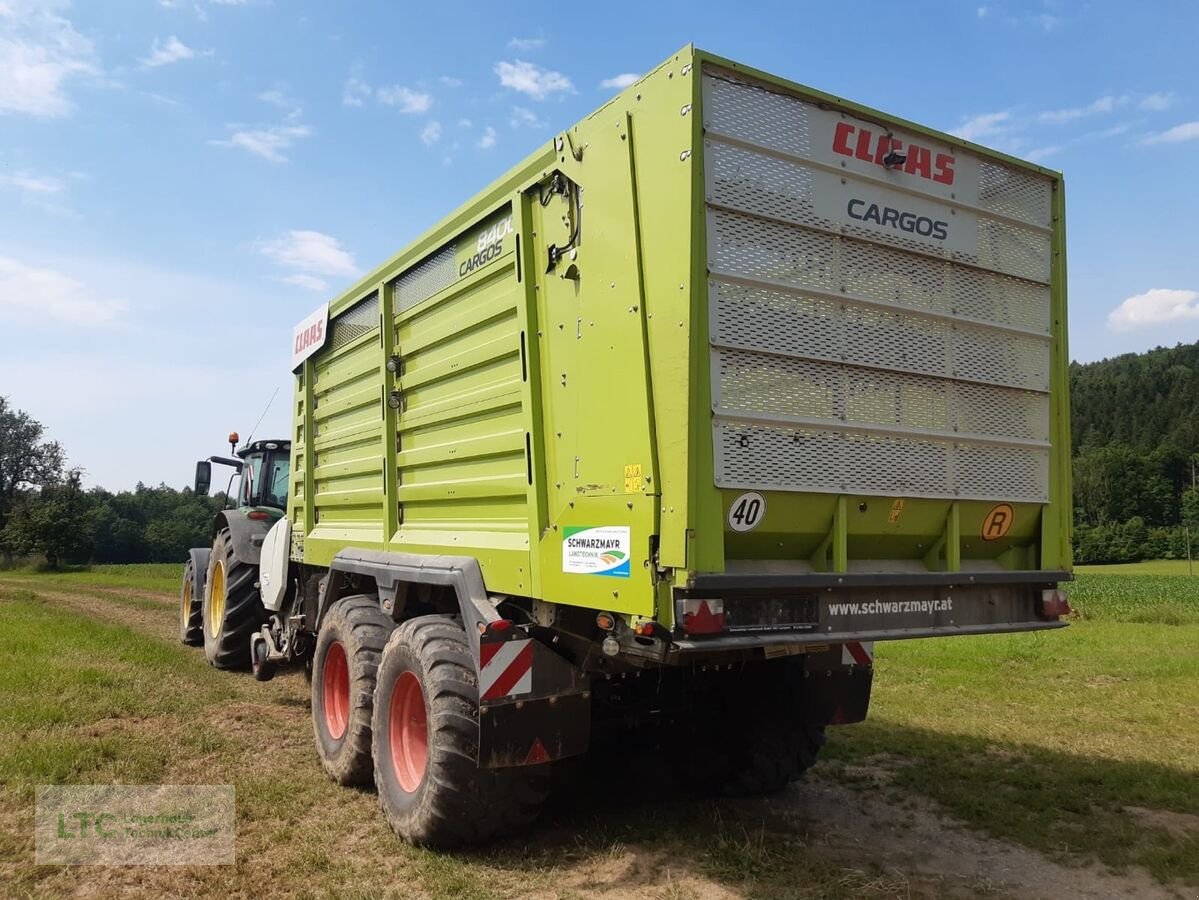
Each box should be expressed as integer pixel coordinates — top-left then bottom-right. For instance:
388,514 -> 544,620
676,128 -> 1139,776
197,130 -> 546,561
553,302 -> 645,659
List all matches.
0,564 -> 1196,898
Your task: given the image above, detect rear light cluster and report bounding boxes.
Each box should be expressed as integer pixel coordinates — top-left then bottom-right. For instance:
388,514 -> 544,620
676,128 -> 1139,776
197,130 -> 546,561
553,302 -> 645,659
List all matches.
680,598 -> 725,635
1039,588 -> 1072,620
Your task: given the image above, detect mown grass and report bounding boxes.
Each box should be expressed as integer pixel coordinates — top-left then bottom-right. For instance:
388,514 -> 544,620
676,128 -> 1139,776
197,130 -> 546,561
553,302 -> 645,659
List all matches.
0,562 -> 184,593
1,566 -> 1197,895
829,619 -> 1199,885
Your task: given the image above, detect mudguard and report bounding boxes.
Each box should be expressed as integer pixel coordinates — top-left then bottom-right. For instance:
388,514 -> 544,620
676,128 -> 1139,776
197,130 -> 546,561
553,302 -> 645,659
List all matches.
212,510 -> 273,566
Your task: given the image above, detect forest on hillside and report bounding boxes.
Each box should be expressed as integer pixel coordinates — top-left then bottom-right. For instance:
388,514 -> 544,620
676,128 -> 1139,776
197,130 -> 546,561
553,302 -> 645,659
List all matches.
1070,342 -> 1199,563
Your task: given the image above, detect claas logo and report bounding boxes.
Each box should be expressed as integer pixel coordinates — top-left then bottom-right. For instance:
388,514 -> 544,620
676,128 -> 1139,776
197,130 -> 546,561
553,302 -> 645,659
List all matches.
832,122 -> 955,186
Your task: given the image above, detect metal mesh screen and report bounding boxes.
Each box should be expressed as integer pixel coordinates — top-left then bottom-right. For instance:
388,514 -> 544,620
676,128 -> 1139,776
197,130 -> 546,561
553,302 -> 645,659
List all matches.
703,68 -> 1054,502
395,244 -> 457,315
327,293 -> 378,353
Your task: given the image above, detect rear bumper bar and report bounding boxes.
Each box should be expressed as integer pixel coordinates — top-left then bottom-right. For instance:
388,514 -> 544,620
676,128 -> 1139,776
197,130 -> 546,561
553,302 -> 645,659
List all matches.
672,569 -> 1070,651
672,619 -> 1065,652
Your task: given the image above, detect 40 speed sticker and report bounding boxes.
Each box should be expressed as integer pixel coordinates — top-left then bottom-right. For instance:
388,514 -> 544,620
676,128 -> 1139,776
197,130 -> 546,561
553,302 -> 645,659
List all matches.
563,526 -> 631,578
727,491 -> 766,533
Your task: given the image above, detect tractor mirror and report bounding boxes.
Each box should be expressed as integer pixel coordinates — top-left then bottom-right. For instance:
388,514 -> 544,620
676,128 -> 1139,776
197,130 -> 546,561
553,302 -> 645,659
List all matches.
194,460 -> 212,496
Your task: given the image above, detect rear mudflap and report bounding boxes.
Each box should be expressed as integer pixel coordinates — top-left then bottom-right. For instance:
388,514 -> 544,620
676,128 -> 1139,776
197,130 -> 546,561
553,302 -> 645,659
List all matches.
476,628 -> 590,769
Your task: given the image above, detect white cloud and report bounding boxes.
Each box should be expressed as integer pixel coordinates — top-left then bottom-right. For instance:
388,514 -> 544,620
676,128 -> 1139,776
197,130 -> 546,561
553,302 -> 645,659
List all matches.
477,125 -> 496,149
495,60 -> 573,100
259,230 -> 359,280
0,169 -> 66,194
1038,94 -> 1126,124
507,36 -> 545,51
509,105 -> 543,129
1140,121 -> 1199,145
1109,289 -> 1199,331
456,117 -> 472,128
278,273 -> 327,292
600,73 -> 639,90
342,75 -> 370,107
950,111 -> 1011,142
140,35 -> 197,68
210,124 -> 311,163
1025,145 -> 1063,162
439,75 -> 463,88
1030,13 -> 1061,31
420,120 -> 441,146
1139,92 -> 1175,112
976,6 -> 989,17
376,84 -> 432,114
0,255 -> 127,324
0,0 -> 98,117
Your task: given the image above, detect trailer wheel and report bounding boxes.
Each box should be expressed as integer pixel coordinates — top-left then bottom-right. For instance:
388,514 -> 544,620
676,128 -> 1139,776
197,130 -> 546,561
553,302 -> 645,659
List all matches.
721,721 -> 826,797
311,595 -> 394,786
179,555 -> 204,646
372,616 -> 549,848
201,528 -> 265,669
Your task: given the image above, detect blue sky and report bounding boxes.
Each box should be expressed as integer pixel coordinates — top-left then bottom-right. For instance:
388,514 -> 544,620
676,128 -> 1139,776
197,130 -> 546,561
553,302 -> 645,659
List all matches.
1,0 -> 1197,489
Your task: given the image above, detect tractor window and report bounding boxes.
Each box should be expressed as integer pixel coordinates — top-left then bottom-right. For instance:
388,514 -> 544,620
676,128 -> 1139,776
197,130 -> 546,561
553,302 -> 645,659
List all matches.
241,455 -> 265,507
265,455 -> 290,509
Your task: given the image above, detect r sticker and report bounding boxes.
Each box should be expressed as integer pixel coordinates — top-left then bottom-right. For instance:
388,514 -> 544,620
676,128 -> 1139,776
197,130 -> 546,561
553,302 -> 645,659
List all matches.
728,491 -> 766,533
563,526 -> 631,577
982,504 -> 1015,541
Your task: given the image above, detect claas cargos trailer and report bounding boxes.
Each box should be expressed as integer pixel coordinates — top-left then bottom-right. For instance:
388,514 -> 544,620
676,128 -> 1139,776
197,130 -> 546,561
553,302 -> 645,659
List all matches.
182,44 -> 1072,847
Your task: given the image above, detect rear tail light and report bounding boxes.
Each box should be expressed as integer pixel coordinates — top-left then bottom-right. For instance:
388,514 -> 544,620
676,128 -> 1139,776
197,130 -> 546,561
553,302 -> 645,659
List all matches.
680,599 -> 725,635
1039,588 -> 1072,620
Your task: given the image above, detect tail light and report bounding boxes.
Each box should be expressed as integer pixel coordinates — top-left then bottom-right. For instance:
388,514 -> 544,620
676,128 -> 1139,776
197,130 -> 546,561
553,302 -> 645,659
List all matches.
680,599 -> 725,635
1039,588 -> 1072,620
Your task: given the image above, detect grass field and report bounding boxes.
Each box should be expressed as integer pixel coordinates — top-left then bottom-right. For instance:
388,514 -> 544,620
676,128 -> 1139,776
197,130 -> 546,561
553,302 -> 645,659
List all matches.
0,564 -> 1196,898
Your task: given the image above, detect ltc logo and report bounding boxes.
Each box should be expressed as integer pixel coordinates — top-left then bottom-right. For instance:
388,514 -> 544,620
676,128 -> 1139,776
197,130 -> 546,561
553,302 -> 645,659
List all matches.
56,812 -> 119,839
982,504 -> 1015,541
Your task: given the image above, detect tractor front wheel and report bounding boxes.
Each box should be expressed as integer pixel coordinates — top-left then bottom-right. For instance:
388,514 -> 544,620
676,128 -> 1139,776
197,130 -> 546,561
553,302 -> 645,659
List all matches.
179,553 -> 205,646
201,528 -> 265,669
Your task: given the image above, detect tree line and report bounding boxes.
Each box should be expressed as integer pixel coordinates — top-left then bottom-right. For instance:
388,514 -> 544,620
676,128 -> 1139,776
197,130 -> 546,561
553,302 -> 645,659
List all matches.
1070,342 -> 1199,564
0,396 -> 224,569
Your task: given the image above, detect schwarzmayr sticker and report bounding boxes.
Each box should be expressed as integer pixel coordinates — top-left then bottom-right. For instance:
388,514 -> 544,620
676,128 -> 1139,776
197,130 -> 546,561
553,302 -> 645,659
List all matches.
563,526 -> 631,578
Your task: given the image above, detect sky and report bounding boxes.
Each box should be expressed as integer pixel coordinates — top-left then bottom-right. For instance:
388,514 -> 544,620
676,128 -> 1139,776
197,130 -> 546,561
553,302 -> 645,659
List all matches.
1,0 -> 1198,490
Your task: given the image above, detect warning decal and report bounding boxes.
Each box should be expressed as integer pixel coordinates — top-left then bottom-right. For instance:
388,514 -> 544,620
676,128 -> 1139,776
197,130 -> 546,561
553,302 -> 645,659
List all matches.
841,641 -> 874,667
479,638 -> 533,701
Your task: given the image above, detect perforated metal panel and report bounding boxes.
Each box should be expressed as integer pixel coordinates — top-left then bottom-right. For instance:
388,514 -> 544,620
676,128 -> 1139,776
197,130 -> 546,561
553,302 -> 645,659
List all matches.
395,243 -> 457,314
327,293 -> 378,353
703,67 -> 1054,502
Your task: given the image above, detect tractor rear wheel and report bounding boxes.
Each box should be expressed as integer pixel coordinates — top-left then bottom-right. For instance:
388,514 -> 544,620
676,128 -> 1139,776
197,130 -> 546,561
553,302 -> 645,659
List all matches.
179,554 -> 204,646
201,528 -> 265,669
371,616 -> 549,848
311,595 -> 394,786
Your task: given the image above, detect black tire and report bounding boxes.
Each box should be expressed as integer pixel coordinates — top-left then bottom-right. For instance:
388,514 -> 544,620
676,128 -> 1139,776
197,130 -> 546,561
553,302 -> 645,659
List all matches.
372,616 -> 549,848
311,595 -> 394,786
671,659 -> 827,797
201,528 -> 265,669
721,720 -> 826,797
179,555 -> 204,646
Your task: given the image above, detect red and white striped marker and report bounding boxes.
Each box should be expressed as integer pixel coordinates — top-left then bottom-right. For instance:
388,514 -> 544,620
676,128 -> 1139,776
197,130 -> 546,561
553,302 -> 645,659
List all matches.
841,641 -> 874,667
479,639 -> 533,701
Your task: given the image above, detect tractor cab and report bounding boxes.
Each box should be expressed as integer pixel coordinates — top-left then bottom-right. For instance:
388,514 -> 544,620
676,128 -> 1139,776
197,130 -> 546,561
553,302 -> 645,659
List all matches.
194,432 -> 291,512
